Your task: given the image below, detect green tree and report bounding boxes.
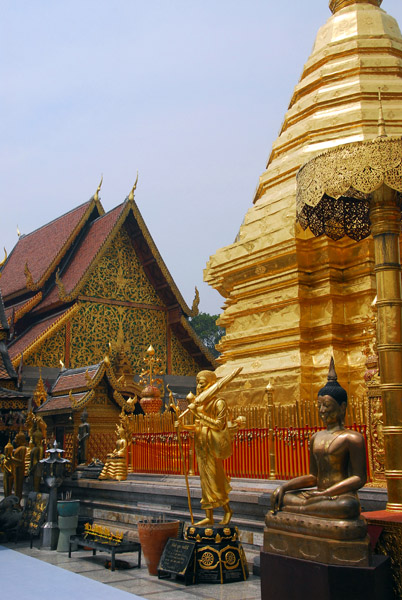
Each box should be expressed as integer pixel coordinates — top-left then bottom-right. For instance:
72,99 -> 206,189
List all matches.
189,312 -> 225,358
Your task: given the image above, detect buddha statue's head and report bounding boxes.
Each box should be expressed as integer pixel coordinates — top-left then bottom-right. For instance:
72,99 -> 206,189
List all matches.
317,357 -> 347,426
4,440 -> 13,457
14,431 -> 27,447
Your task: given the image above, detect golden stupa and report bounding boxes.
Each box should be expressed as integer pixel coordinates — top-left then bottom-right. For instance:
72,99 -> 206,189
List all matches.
205,0 -> 402,407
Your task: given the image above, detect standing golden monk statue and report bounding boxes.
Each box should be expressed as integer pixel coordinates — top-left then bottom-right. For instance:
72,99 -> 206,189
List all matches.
178,369 -> 245,527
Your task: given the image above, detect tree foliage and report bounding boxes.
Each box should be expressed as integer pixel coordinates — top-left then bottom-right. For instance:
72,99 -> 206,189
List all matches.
189,312 -> 225,357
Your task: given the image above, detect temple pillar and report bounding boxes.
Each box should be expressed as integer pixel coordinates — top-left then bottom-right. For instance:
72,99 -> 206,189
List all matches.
370,184 -> 402,510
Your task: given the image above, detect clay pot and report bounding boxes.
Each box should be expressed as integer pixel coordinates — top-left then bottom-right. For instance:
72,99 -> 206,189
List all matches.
140,385 -> 163,414
137,520 -> 180,575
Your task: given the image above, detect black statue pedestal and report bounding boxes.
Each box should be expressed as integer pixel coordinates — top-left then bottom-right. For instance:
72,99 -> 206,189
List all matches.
185,525 -> 248,584
260,551 -> 394,600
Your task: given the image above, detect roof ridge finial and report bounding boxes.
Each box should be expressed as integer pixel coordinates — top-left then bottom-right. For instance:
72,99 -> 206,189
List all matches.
93,175 -> 103,202
0,248 -> 7,278
377,88 -> 387,139
128,171 -> 139,201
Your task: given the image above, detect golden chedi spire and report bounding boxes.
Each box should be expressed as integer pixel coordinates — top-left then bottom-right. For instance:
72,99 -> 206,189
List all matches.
330,0 -> 382,14
205,1 -> 402,408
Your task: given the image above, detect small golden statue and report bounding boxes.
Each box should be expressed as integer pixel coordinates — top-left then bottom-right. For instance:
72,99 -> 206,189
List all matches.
0,441 -> 14,498
177,369 -> 245,527
99,416 -> 129,481
12,431 -> 27,501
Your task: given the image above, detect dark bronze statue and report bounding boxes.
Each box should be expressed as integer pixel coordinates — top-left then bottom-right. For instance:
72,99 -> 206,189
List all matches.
77,408 -> 90,465
271,358 -> 366,518
29,429 -> 44,492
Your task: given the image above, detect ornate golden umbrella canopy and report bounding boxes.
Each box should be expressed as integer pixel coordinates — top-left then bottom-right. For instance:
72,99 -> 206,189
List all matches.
297,133 -> 402,511
296,137 -> 402,241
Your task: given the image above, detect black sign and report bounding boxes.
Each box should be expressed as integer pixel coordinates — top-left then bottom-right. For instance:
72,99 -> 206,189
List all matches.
158,538 -> 196,585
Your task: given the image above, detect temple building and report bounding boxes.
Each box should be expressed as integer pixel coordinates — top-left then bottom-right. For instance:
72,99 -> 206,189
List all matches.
205,0 -> 402,407
0,188 -> 215,459
0,286 -> 30,450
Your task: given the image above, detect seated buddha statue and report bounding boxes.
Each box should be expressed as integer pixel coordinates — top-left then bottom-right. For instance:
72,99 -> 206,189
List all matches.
270,358 -> 367,519
99,425 -> 128,481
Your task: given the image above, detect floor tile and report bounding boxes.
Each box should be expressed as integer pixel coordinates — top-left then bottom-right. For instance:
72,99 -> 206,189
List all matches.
4,541 -> 261,600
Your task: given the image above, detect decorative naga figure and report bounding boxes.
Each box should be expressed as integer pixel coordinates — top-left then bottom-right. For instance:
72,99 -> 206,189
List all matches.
270,358 -> 366,518
99,423 -> 128,481
178,369 -> 245,527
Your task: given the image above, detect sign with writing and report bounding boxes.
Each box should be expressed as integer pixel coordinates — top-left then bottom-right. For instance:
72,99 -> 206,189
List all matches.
158,538 -> 196,585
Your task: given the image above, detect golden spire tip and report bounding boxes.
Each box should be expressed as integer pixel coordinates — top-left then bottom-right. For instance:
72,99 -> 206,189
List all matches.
128,171 -> 139,201
94,175 -> 103,202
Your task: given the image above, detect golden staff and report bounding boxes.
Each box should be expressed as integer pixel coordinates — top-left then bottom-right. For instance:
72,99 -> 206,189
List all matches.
168,385 -> 194,525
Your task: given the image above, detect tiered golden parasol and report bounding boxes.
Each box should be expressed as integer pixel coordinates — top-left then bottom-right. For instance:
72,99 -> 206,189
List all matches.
297,130 -> 402,510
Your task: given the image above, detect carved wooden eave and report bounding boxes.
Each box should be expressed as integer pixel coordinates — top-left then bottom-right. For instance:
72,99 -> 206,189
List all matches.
176,315 -> 218,368
0,340 -> 18,381
7,292 -> 42,326
68,389 -> 96,411
103,355 -> 142,397
10,304 -> 80,369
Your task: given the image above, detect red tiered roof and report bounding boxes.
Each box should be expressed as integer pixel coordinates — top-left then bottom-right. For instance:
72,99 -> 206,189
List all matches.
37,394 -> 86,413
0,200 -> 99,300
36,203 -> 124,311
8,309 -> 72,361
51,365 -> 100,395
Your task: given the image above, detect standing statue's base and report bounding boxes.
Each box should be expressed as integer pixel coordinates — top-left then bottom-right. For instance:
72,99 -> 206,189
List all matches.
260,552 -> 394,600
185,526 -> 249,584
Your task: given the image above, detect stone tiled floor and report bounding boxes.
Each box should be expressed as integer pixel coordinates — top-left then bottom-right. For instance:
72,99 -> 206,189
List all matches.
5,542 -> 261,600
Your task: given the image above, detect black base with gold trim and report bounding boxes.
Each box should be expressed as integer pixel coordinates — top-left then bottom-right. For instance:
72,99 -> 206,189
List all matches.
185,526 -> 249,584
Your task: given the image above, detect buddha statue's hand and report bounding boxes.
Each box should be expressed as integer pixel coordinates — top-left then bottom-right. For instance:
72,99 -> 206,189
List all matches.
306,490 -> 327,498
270,484 -> 287,514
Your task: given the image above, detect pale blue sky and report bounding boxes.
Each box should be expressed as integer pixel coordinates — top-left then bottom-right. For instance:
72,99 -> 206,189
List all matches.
1,1 -> 401,314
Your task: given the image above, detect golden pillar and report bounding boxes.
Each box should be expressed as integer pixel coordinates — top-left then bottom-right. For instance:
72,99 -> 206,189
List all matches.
296,136 -> 402,509
370,184 -> 402,510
